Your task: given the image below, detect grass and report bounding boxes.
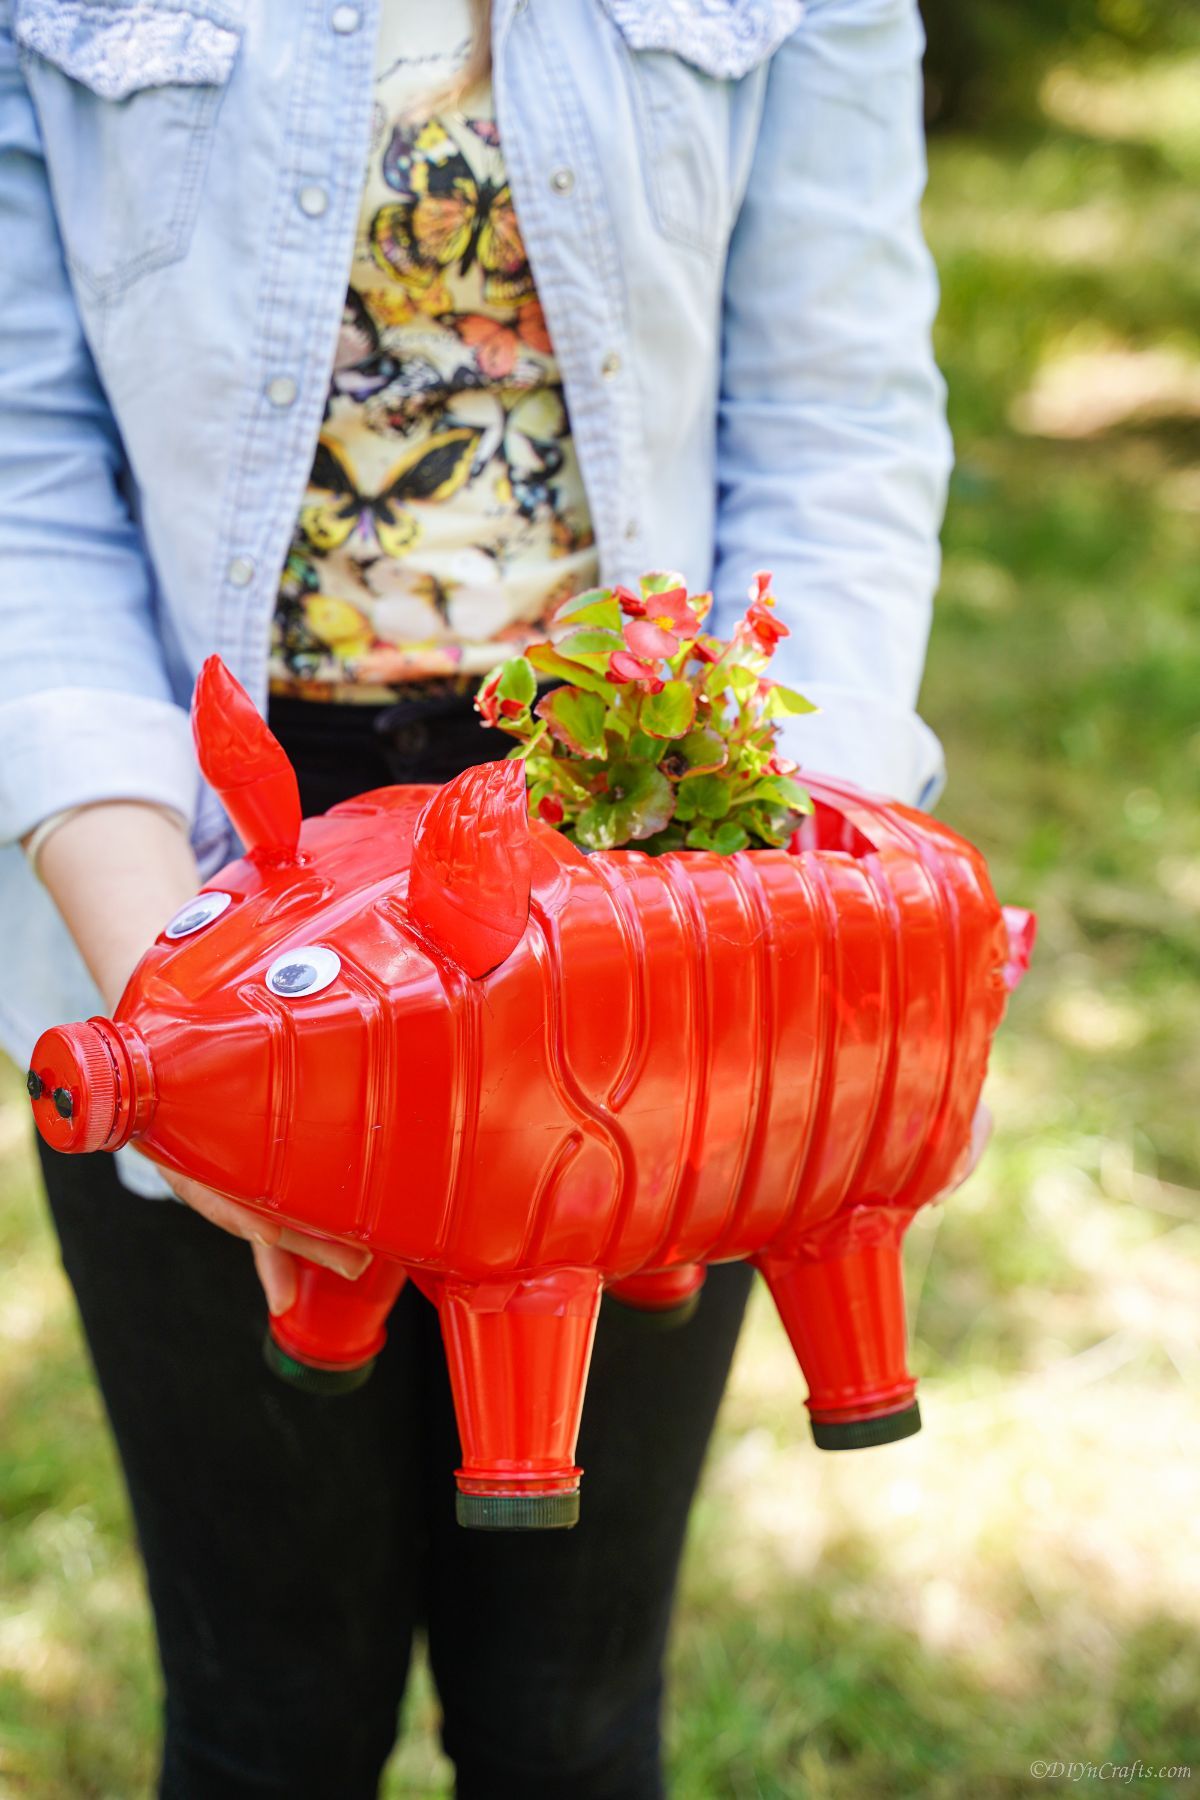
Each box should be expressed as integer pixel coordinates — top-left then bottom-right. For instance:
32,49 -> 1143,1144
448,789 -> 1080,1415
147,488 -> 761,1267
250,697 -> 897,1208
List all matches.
3,37 -> 1200,1800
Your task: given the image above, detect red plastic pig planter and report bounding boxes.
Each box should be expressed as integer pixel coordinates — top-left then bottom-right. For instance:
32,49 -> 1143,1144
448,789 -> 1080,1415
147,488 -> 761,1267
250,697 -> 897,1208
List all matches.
29,659 -> 1035,1530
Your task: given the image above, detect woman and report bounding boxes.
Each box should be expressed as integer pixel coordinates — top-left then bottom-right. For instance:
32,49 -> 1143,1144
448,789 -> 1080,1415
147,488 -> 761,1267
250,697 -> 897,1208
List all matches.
0,0 -> 952,1793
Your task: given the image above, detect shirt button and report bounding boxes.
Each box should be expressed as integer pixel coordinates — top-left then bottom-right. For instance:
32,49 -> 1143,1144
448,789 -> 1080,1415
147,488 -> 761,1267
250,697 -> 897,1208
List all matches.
266,375 -> 298,408
298,184 -> 328,218
600,351 -> 621,380
227,555 -> 256,588
330,4 -> 361,32
549,167 -> 575,195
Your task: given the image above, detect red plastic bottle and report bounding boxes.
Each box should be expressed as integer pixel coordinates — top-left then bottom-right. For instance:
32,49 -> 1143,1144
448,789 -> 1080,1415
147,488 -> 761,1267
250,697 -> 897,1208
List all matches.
28,659 -> 1034,1528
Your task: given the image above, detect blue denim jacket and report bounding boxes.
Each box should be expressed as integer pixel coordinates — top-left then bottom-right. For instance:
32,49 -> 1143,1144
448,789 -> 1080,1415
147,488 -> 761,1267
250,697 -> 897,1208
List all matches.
0,0 -> 952,1164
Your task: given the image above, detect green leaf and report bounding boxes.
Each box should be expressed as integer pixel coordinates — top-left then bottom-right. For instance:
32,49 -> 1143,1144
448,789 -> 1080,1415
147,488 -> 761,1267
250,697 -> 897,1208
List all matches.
527,642 -> 613,698
741,803 -> 795,848
555,628 -> 625,660
626,730 -> 665,763
640,680 -> 696,740
495,656 -> 537,707
557,586 -> 612,613
637,822 -> 688,855
736,775 -> 812,810
555,591 -> 621,631
507,720 -> 548,762
770,774 -> 812,808
674,727 -> 727,774
708,663 -> 759,701
688,817 -> 748,854
677,773 -> 732,820
709,820 -> 750,854
760,681 -> 817,719
574,762 -> 675,850
535,686 -> 608,758
639,569 -> 687,599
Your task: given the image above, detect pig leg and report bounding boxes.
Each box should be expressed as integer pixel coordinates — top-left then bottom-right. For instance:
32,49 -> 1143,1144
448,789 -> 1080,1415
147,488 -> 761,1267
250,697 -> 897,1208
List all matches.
756,1209 -> 922,1450
265,1255 -> 409,1394
434,1266 -> 604,1530
605,1262 -> 707,1328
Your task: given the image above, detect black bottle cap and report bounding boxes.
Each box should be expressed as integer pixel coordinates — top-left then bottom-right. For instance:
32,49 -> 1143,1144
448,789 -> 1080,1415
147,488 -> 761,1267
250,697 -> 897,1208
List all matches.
811,1400 -> 922,1452
455,1489 -> 580,1531
602,1290 -> 701,1331
262,1331 -> 375,1396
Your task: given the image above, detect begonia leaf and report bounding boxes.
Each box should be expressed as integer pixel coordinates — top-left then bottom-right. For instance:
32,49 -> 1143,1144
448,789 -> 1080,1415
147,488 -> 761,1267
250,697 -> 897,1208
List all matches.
640,680 -> 696,740
535,686 -> 608,758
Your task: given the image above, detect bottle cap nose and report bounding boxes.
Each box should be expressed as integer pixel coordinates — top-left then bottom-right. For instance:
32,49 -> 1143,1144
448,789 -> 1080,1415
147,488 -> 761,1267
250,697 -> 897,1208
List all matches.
28,1021 -> 130,1154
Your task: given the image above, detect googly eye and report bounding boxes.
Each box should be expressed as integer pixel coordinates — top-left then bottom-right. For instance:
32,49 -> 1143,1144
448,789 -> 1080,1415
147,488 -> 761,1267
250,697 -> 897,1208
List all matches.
265,945 -> 341,999
164,892 -> 233,939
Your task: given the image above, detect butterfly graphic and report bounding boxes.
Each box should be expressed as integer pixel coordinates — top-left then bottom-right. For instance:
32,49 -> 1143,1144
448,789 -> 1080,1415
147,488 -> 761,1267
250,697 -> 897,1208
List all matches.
500,386 -> 571,519
298,427 -> 483,562
456,296 -> 553,381
329,289 -> 401,404
372,116 -> 533,308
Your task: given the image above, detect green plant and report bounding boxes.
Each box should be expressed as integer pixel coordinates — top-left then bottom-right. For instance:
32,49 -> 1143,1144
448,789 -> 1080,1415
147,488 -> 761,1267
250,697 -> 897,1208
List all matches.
475,571 -> 815,854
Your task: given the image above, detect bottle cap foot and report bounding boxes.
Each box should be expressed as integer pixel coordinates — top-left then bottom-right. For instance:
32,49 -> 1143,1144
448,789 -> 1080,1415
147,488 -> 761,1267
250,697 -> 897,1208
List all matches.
263,1331 -> 375,1396
810,1400 -> 921,1451
455,1489 -> 580,1531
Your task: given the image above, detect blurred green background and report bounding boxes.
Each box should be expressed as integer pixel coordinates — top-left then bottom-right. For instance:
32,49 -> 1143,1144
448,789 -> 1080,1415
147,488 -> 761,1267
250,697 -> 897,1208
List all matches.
2,6 -> 1199,1795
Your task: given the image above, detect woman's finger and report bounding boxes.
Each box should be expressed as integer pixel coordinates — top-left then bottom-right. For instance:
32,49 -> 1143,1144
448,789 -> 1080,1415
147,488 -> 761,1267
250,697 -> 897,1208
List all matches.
165,1172 -> 371,1279
276,1227 -> 371,1279
167,1172 -> 275,1242
252,1240 -> 299,1316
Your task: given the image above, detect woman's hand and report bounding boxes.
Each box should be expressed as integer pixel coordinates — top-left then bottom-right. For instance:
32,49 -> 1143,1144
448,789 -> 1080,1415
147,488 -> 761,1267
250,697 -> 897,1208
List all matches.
166,1169 -> 370,1317
31,800 -> 370,1314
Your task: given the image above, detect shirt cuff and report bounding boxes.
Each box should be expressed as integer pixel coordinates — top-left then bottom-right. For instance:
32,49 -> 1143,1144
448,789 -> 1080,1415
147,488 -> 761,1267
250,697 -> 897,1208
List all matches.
773,682 -> 946,811
0,687 -> 200,845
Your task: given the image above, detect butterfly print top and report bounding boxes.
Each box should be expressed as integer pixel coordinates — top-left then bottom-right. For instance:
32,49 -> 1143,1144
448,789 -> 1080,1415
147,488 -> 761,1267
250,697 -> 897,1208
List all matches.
269,0 -> 598,700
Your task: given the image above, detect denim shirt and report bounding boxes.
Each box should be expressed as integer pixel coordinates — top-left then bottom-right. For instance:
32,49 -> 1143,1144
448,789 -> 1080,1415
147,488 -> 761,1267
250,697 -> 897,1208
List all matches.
0,0 -> 952,1190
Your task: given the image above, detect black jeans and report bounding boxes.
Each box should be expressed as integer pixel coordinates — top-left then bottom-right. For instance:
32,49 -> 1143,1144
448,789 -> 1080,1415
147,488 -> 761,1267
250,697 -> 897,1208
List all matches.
37,693 -> 754,1800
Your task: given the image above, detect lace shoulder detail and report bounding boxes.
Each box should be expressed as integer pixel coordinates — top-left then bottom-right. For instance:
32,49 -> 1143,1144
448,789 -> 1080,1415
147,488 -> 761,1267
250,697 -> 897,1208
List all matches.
14,1 -> 240,102
598,0 -> 805,80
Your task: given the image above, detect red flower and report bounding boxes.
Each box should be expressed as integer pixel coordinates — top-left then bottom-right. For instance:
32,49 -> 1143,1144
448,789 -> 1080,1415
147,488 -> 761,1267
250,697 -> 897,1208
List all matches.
691,636 -> 721,664
767,752 -> 799,776
641,585 -> 697,639
740,598 -> 790,654
606,650 -> 665,694
622,588 -> 699,661
624,618 -> 678,660
537,793 -> 565,824
749,570 -> 774,605
475,670 -> 502,726
499,697 -> 524,718
616,584 -> 699,649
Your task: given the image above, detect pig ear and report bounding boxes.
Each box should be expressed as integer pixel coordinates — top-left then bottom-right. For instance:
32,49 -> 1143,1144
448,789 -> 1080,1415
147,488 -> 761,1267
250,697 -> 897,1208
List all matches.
407,760 -> 532,977
191,656 -> 301,860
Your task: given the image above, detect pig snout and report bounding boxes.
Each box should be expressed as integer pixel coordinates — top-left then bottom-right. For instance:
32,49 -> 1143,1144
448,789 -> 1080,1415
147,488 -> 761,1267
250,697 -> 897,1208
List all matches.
28,1018 -> 155,1155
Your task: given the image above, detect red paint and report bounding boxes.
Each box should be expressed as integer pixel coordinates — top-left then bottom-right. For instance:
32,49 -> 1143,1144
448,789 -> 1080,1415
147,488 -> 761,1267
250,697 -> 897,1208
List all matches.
29,658 -> 1033,1527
